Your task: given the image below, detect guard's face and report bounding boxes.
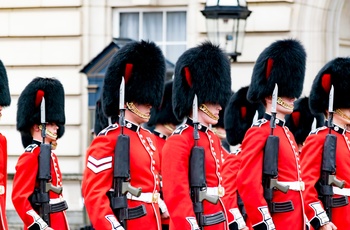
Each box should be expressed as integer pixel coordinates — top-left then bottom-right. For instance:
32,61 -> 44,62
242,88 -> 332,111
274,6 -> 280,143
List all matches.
198,103 -> 222,126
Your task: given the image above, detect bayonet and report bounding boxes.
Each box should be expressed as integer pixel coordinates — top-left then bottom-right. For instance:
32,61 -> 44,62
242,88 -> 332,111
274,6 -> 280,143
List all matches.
40,98 -> 46,139
270,84 -> 278,130
328,85 -> 334,129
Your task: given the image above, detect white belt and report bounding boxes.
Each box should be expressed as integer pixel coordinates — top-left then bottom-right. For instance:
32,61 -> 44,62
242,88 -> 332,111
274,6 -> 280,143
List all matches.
278,181 -> 305,191
206,186 -> 225,197
0,185 -> 4,195
333,187 -> 350,196
49,197 -> 65,204
126,192 -> 159,203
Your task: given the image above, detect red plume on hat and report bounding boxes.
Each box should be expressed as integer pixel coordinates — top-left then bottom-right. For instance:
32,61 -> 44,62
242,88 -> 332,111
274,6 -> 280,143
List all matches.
285,97 -> 324,146
247,39 -> 306,103
102,40 -> 166,117
224,86 -> 265,146
173,41 -> 232,120
309,57 -> 350,115
16,77 -> 65,140
0,60 -> 11,107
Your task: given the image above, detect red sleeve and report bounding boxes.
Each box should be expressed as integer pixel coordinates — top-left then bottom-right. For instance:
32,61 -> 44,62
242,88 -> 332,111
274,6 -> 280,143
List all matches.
301,131 -> 330,228
0,134 -> 9,229
82,134 -> 122,230
11,147 -> 42,227
237,126 -> 271,226
221,153 -> 242,224
162,134 -> 197,229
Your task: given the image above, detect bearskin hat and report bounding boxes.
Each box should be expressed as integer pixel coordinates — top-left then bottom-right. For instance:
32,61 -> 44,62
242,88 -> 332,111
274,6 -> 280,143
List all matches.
285,97 -> 324,146
173,41 -> 232,120
16,77 -> 65,139
309,57 -> 350,115
224,86 -> 265,146
0,60 -> 11,106
213,91 -> 234,129
102,40 -> 166,117
147,80 -> 181,127
247,39 -> 306,103
94,98 -> 117,135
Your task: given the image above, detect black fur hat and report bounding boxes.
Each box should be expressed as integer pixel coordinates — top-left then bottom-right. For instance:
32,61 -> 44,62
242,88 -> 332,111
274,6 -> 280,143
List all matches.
247,39 -> 306,103
309,57 -> 350,115
213,91 -> 234,129
173,41 -> 232,120
285,97 -> 324,146
147,80 -> 181,127
0,60 -> 11,106
102,40 -> 166,117
224,86 -> 265,146
16,77 -> 65,138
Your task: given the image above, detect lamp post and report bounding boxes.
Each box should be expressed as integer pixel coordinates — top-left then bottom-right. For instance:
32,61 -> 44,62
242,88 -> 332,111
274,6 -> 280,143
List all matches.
201,0 -> 251,62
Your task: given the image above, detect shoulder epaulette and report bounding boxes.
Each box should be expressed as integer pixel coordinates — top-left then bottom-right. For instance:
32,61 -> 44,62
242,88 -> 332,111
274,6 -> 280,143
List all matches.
172,124 -> 188,135
98,124 -> 119,136
252,118 -> 268,127
309,126 -> 327,135
24,144 -> 38,153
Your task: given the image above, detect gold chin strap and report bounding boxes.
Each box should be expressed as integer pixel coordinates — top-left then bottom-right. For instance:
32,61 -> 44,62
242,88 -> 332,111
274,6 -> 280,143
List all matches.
199,104 -> 219,121
38,125 -> 58,139
51,142 -> 58,150
211,127 -> 226,139
335,109 -> 350,122
277,97 -> 294,110
164,124 -> 175,133
126,102 -> 150,119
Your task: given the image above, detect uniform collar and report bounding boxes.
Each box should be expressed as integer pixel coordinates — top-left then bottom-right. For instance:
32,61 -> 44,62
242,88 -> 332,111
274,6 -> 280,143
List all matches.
186,118 -> 209,133
153,130 -> 167,140
32,139 -> 42,146
264,113 -> 285,127
325,120 -> 346,135
125,120 -> 140,132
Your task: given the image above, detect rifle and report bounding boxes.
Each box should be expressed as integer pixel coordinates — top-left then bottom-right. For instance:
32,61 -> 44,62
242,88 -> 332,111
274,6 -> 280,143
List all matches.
319,85 -> 346,220
262,84 -> 290,213
109,76 -> 146,229
32,96 -> 64,226
189,95 -> 225,229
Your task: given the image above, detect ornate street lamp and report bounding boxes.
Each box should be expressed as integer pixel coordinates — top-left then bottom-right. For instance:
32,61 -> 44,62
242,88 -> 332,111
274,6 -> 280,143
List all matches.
201,0 -> 251,62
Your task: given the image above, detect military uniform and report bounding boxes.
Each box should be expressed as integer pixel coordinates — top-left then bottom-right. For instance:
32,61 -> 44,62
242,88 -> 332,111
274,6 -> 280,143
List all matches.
82,40 -> 166,230
162,42 -> 232,230
0,59 -> 11,230
162,120 -> 228,230
0,134 -> 8,230
12,141 -> 69,229
221,151 -> 248,229
12,77 -> 68,230
301,57 -> 350,230
236,39 -> 307,230
82,122 -> 162,229
237,115 -> 306,229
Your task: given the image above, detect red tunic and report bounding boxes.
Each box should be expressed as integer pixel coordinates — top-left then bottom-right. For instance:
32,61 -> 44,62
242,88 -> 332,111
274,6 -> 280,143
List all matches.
222,148 -> 252,229
162,119 -> 229,230
82,121 -> 162,230
153,131 -> 170,225
237,114 -> 306,230
12,141 -> 69,230
0,134 -> 8,230
301,124 -> 350,230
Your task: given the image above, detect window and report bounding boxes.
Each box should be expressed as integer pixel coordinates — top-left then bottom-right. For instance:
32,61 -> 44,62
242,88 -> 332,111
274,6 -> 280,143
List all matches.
113,9 -> 187,64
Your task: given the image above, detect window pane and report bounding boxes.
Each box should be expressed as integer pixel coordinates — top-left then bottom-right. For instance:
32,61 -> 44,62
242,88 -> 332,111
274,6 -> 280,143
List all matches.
120,13 -> 139,40
167,12 -> 186,41
143,12 -> 162,41
166,45 -> 186,63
